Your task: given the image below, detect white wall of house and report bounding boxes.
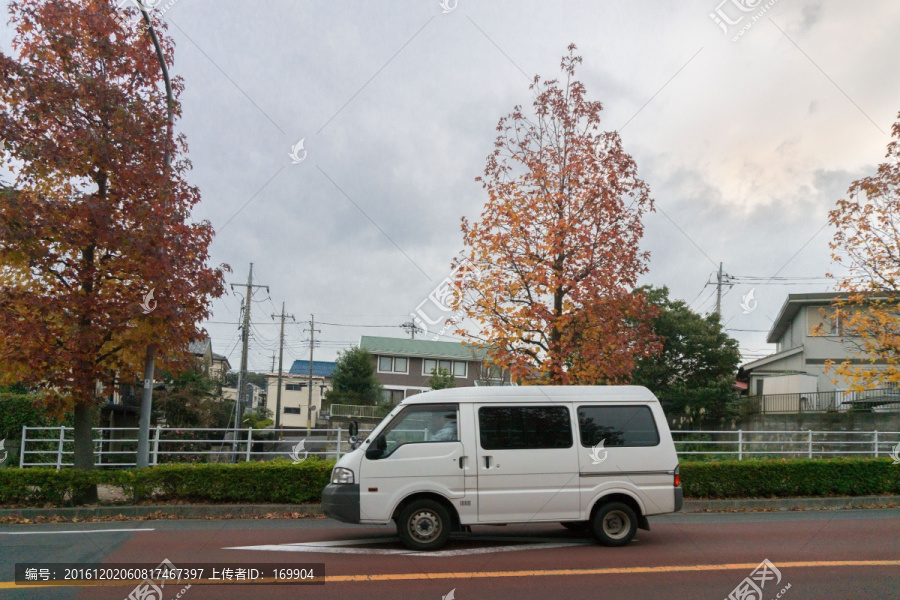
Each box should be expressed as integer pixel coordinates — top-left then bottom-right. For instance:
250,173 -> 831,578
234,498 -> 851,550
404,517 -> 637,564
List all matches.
751,299 -> 889,394
265,374 -> 330,428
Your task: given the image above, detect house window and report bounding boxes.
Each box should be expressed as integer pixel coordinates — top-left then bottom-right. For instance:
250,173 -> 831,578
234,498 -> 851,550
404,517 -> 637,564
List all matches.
382,389 -> 405,404
284,407 -> 301,414
755,379 -> 764,396
378,356 -> 408,374
286,383 -> 305,391
484,364 -> 503,381
423,359 -> 467,378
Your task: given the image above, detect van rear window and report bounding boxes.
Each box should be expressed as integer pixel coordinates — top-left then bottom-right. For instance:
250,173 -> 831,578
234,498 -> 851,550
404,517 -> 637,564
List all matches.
478,406 -> 572,450
577,405 -> 659,447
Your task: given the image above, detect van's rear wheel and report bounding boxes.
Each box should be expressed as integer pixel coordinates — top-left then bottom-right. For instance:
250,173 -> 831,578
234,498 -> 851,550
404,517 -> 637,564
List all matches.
591,502 -> 637,547
397,499 -> 452,551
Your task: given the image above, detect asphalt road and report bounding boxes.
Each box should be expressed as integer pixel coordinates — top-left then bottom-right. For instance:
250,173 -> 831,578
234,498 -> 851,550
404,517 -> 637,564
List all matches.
0,509 -> 898,600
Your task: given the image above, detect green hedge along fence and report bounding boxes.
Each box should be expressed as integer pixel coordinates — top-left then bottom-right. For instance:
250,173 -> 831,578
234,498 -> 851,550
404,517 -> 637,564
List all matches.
0,459 -> 333,506
0,458 -> 898,507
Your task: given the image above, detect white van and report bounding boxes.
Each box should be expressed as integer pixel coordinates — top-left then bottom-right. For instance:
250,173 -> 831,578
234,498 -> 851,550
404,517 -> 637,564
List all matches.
322,386 -> 682,551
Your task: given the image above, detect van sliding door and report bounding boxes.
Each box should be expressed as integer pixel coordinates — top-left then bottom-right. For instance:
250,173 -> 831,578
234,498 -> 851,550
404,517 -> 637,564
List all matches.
474,404 -> 580,522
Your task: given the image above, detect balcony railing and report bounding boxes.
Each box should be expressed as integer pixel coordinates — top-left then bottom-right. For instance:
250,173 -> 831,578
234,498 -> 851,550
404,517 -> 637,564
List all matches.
738,388 -> 900,414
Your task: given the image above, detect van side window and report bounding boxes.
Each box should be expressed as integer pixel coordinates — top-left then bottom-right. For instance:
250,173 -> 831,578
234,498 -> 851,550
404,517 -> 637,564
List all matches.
577,405 -> 659,447
380,404 -> 459,456
478,406 -> 572,450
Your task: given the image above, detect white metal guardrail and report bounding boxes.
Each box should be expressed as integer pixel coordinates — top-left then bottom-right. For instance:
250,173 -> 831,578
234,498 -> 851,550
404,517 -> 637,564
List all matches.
672,429 -> 900,460
13,427 -> 900,468
17,426 -> 374,469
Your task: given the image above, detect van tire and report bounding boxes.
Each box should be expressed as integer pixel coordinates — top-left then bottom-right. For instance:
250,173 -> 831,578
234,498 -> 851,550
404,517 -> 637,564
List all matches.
591,502 -> 637,547
397,499 -> 452,551
561,521 -> 589,532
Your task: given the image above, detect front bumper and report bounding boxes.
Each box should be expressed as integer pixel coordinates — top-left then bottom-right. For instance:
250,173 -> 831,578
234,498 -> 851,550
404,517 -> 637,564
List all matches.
322,484 -> 360,523
674,487 -> 683,512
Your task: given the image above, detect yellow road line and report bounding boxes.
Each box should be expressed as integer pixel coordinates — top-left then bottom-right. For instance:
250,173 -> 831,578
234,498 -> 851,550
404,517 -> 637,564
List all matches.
1,560 -> 898,589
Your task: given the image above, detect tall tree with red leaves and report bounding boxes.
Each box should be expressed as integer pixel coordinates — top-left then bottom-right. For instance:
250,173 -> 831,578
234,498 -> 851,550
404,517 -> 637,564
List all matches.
0,0 -> 227,473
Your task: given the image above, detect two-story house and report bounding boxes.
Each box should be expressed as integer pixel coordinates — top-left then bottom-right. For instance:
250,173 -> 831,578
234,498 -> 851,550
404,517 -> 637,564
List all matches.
264,360 -> 336,428
360,335 -> 510,403
741,292 -> 891,403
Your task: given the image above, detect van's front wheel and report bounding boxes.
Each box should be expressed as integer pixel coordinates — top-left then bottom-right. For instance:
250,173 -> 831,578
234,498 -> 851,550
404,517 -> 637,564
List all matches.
591,502 -> 637,547
397,499 -> 452,551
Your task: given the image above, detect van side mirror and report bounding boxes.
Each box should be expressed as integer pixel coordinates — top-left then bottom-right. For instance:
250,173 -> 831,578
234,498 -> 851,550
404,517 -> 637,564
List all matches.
365,434 -> 386,460
349,421 -> 359,437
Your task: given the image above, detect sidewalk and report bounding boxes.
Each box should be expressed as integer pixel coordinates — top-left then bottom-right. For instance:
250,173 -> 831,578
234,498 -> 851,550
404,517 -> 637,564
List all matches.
1,495 -> 898,522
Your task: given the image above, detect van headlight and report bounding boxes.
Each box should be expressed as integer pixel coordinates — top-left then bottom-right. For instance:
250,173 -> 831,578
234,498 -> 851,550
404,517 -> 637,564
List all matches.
331,467 -> 354,484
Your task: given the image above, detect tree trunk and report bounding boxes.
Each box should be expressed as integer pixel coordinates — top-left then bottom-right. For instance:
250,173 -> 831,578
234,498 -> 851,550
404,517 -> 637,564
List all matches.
72,403 -> 98,503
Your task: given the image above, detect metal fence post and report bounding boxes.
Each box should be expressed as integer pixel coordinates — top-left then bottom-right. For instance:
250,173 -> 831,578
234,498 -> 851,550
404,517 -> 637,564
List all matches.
56,427 -> 65,470
19,425 -> 27,468
336,427 -> 342,461
151,426 -> 161,466
873,430 -> 879,458
808,430 -> 813,459
246,428 -> 253,462
738,430 -> 743,461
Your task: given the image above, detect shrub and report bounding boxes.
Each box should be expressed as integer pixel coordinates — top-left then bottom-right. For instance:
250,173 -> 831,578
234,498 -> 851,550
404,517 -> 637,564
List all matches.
2,457 -> 898,507
680,458 -> 900,499
0,459 -> 334,506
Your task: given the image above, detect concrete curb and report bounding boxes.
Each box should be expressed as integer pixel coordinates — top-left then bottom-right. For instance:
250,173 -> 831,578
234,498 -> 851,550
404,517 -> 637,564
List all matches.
1,496 -> 899,521
683,495 -> 900,512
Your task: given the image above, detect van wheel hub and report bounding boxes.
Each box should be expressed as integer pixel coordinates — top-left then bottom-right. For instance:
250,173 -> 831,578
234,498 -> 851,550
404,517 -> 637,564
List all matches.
603,510 -> 629,539
409,510 -> 441,542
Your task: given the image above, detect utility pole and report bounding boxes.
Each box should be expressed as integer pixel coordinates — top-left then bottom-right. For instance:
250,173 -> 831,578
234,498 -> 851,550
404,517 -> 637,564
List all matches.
304,314 -> 321,436
401,321 -> 423,339
715,262 -> 722,316
271,302 -> 295,439
270,353 -> 276,373
229,264 -> 269,435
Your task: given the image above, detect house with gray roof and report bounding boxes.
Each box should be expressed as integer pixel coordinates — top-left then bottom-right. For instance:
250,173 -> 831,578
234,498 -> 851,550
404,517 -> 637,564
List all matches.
360,335 -> 509,403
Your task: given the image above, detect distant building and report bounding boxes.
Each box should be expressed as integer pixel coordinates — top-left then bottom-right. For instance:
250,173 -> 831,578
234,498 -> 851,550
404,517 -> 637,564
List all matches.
741,292 -> 900,412
210,353 -> 231,383
188,338 -> 213,375
360,335 -> 509,403
264,360 -> 337,428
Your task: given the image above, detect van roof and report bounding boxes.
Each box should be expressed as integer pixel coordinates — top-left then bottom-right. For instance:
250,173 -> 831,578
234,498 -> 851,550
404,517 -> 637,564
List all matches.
400,385 -> 658,405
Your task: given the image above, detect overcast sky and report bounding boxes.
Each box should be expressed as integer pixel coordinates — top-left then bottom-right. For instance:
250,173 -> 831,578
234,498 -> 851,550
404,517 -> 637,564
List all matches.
6,0 -> 900,373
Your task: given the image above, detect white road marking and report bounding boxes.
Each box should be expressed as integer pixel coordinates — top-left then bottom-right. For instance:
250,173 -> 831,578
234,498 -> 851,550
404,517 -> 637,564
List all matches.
224,535 -> 592,557
0,528 -> 155,535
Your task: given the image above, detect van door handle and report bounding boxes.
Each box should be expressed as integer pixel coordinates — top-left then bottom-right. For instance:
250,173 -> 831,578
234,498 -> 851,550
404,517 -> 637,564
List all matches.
458,456 -> 466,469
484,456 -> 492,469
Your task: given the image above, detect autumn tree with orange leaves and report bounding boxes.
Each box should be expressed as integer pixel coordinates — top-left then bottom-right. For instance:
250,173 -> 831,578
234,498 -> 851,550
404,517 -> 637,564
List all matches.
454,45 -> 659,385
0,0 -> 226,472
826,111 -> 900,390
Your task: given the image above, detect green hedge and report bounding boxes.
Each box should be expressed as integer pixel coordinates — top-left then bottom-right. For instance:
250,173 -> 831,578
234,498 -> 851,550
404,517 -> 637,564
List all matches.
0,459 -> 334,506
681,458 -> 900,499
1,458 -> 898,507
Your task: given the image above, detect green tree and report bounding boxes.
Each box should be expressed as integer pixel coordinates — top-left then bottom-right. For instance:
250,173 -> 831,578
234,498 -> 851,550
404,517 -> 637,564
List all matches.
154,367 -> 231,429
242,408 -> 274,430
429,367 -> 456,390
630,286 -> 741,429
325,348 -> 384,406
